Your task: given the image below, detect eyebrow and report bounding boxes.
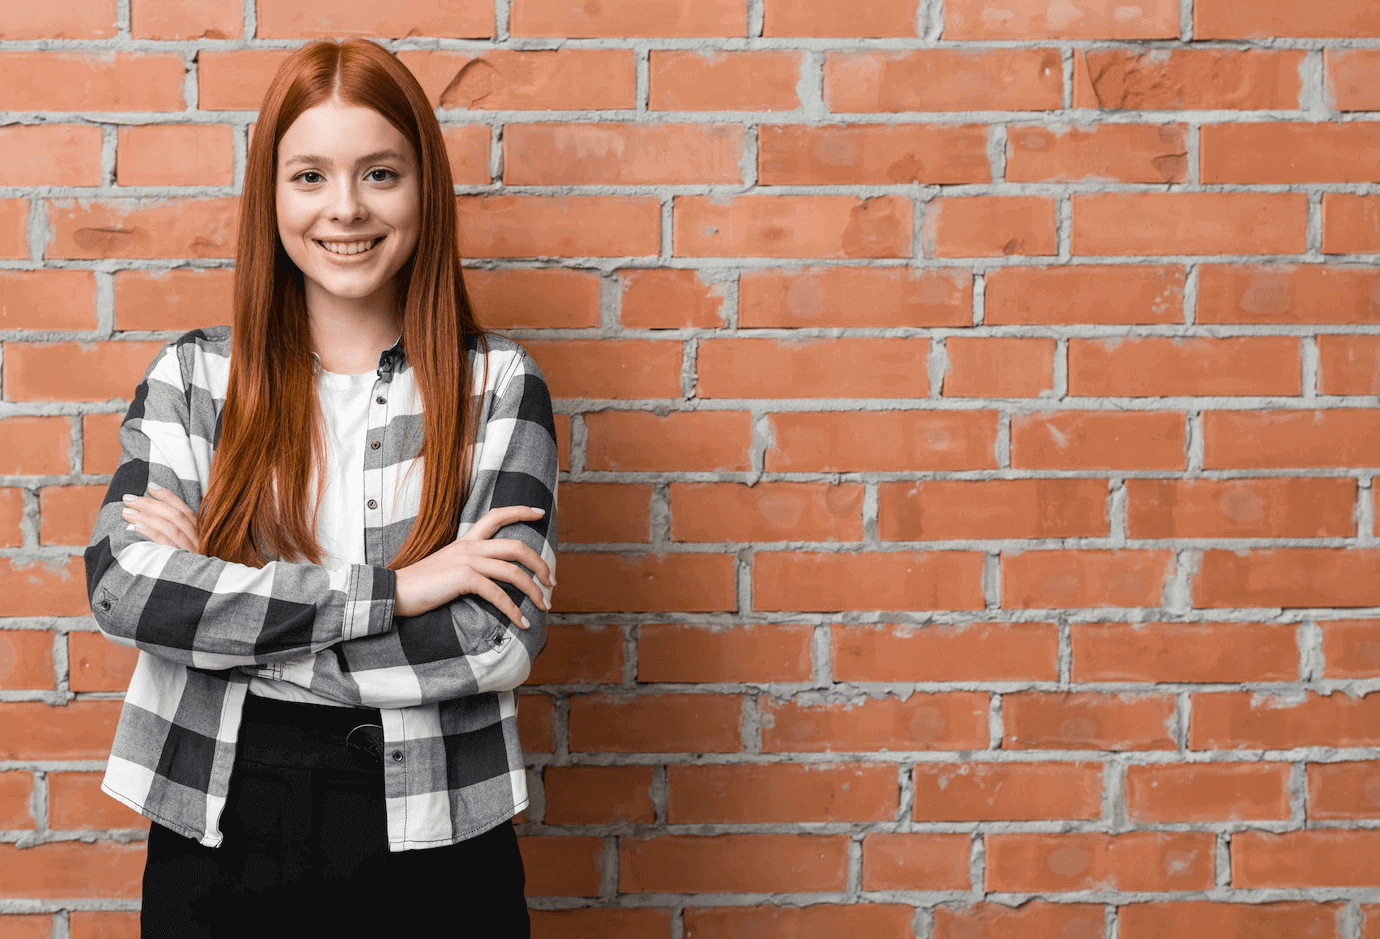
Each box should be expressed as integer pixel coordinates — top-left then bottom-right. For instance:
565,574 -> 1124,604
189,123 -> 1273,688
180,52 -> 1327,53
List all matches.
282,149 -> 408,168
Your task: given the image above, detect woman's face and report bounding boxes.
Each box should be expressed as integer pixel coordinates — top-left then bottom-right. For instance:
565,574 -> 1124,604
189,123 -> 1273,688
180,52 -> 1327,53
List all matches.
275,99 -> 421,310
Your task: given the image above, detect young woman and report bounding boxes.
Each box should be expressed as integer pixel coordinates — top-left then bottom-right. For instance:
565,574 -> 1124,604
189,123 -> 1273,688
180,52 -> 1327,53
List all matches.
83,39 -> 556,937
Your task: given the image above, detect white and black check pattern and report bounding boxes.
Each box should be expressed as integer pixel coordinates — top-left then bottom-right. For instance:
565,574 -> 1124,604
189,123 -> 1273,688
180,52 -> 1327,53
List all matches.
84,327 -> 558,851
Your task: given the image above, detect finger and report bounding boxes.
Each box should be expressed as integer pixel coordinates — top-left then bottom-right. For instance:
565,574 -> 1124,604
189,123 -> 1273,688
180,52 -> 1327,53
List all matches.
122,497 -> 199,548
146,484 -> 198,526
461,505 -> 546,542
127,515 -> 195,551
463,572 -> 531,631
469,539 -> 554,589
469,557 -> 548,612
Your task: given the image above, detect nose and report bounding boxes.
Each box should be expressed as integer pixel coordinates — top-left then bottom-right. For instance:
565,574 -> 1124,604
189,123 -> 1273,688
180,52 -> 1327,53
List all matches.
327,176 -> 366,222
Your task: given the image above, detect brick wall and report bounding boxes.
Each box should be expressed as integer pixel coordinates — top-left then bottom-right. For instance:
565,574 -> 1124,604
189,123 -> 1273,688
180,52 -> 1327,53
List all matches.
3,0 -> 1380,936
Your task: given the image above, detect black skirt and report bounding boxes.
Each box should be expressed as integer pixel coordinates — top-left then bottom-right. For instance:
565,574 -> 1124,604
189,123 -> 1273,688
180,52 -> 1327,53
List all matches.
140,694 -> 531,938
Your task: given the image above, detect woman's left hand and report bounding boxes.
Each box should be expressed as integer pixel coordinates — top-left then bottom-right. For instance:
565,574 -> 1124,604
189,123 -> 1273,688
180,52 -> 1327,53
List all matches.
121,483 -> 199,551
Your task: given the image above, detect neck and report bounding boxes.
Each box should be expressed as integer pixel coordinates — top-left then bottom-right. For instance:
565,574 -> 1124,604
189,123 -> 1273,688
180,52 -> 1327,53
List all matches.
305,279 -> 402,375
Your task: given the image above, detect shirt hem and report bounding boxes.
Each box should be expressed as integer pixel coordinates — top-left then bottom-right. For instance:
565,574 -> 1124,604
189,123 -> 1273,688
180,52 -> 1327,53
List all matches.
386,798 -> 528,853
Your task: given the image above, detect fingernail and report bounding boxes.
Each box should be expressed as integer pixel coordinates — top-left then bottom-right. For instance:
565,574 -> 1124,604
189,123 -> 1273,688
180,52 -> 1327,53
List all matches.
121,494 -> 136,503
133,522 -> 147,531
520,616 -> 531,630
121,507 -> 135,517
147,481 -> 163,491
529,507 -> 545,516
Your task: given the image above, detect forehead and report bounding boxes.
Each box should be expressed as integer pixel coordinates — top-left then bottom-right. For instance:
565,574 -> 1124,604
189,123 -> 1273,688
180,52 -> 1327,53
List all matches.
277,101 -> 414,163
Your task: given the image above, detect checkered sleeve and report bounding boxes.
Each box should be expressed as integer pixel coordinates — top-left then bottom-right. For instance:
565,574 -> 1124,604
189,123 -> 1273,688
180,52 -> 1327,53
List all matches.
255,347 -> 559,709
83,336 -> 397,671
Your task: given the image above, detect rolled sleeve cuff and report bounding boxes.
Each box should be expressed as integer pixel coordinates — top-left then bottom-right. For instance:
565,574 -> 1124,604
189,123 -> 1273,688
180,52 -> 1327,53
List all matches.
342,563 -> 397,641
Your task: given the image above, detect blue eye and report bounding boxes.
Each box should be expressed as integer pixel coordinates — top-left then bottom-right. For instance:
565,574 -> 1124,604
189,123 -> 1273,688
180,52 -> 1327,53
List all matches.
368,168 -> 396,182
296,171 -> 323,184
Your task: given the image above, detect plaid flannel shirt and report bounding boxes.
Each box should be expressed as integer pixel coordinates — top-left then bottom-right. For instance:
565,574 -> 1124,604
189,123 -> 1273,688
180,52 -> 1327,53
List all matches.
83,327 -> 557,851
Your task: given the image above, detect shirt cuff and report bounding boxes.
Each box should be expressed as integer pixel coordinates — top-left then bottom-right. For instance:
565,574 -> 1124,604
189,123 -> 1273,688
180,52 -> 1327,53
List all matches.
342,563 -> 397,641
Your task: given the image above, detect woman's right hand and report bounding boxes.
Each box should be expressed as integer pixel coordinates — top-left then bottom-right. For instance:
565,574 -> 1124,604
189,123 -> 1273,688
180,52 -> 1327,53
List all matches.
392,505 -> 554,628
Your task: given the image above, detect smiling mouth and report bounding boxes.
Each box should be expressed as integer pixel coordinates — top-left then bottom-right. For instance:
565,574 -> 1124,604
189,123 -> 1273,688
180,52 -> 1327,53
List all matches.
315,237 -> 384,256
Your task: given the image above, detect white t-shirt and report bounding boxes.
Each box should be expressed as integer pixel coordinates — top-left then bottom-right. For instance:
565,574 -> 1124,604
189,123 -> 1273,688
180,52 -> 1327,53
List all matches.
247,364 -> 375,707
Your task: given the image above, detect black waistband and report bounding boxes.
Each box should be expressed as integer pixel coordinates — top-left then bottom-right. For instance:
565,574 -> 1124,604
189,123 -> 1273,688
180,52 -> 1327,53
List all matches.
238,694 -> 386,773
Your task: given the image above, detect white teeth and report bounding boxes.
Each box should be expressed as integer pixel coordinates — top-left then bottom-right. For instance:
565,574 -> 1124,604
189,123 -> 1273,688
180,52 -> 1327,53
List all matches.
317,238 -> 381,256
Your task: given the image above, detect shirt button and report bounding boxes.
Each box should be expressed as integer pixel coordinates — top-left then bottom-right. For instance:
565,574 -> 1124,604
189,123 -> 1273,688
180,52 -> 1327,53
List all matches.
391,750 -> 403,762
371,440 -> 381,450
99,600 -> 111,611
376,397 -> 387,405
367,499 -> 378,510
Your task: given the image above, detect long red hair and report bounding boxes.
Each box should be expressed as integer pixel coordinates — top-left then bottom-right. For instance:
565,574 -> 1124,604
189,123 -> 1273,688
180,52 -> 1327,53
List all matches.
199,39 -> 484,570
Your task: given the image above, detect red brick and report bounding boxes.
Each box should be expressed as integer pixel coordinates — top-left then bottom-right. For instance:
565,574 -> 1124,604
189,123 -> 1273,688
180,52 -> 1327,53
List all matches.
48,772 -> 148,830
1073,49 -> 1303,110
926,196 -> 1057,258
543,765 -> 654,825
649,51 -> 800,111
760,692 -> 988,752
1070,336 -> 1300,397
1309,761 -> 1380,819
525,340 -> 681,400
637,623 -> 814,684
934,904 -> 1106,939
530,909 -> 671,939
1197,264 -> 1380,325
826,49 -> 1062,112
1233,831 -> 1380,888
1126,763 -> 1291,822
1072,193 -> 1307,256
766,411 -> 998,472
739,267 -> 971,328
675,195 -> 911,259
1205,410 -> 1380,469
832,622 -> 1059,683
0,125 -> 103,186
0,558 -> 90,617
1324,194 -> 1380,254
0,417 -> 71,475
0,701 -> 120,760
195,50 -> 292,110
987,832 -> 1214,892
670,482 -> 863,543
1328,50 -> 1380,111
554,553 -> 736,613
0,915 -> 48,938
113,269 -> 233,331
570,693 -> 741,752
879,479 -> 1107,541
1192,691 -> 1380,749
943,337 -> 1055,397
1204,123 -> 1380,184
400,49 -> 636,111
1197,0 -> 1380,38
759,124 -> 988,185
553,414 -> 571,473
1007,122 -> 1187,184
1003,691 -> 1176,750
0,53 -> 185,111
1321,621 -> 1380,679
0,842 -> 144,898
1320,335 -> 1380,394
1119,902 -> 1342,939
697,338 -> 928,398
517,693 -> 554,753
1002,549 -> 1173,609
117,124 -> 233,187
69,912 -> 152,939
686,905 -> 914,939
619,269 -> 725,329
986,264 -> 1184,325
1198,549 -> 1380,609
0,772 -> 33,829
949,0 -> 1177,37
519,835 -> 604,897
0,271 -> 97,331
440,124 -> 490,186
1,0 -> 116,38
132,0 -> 241,38
525,623 -> 623,685
68,631 -> 139,693
512,0 -> 744,36
558,483 -> 650,544
667,763 -> 898,823
913,762 -> 1102,822
5,341 -> 164,403
1011,411 -> 1185,470
0,199 -> 26,259
82,413 -> 122,475
755,550 -> 986,613
46,197 -> 238,259
1071,622 -> 1299,683
621,834 -> 848,894
466,269 -> 600,330
458,195 -> 659,259
0,489 -> 20,548
0,631 -> 53,691
257,0 -> 491,37
585,410 -> 752,472
39,484 -> 105,546
861,833 -> 970,891
505,123 -> 742,186
1127,478 -> 1355,539
764,0 -> 917,36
